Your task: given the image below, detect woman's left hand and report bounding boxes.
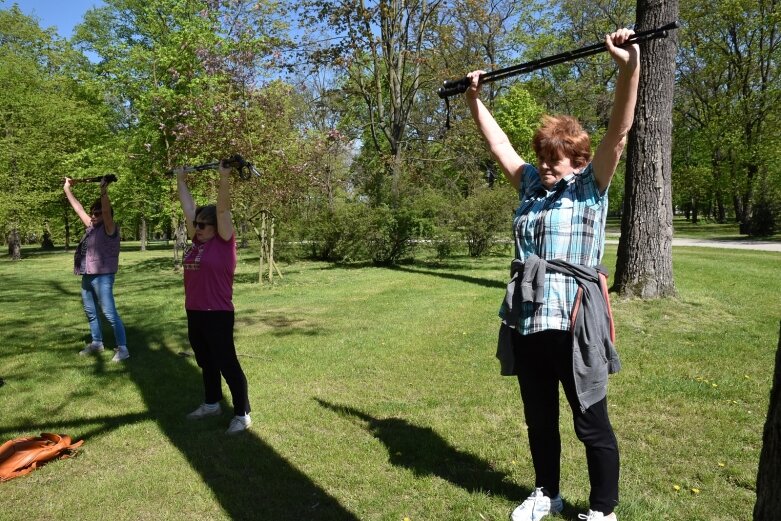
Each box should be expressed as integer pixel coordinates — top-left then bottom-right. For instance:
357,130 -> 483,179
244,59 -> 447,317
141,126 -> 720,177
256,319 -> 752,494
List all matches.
605,28 -> 639,70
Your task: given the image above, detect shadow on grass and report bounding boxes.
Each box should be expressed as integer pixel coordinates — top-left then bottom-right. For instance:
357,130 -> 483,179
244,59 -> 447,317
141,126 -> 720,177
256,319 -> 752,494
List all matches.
316,399 -> 530,503
0,412 -> 153,440
234,312 -> 327,338
122,325 -> 358,521
384,264 -> 506,289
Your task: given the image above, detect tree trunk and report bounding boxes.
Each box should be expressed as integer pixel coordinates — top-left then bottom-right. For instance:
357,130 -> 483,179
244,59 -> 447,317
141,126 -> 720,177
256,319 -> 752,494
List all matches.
63,199 -> 71,251
754,322 -> 781,519
139,216 -> 147,251
172,218 -> 186,271
739,162 -> 758,234
614,0 -> 678,298
7,228 -> 21,261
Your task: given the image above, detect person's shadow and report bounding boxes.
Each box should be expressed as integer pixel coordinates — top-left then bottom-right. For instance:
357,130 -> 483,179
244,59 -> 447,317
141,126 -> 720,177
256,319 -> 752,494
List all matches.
316,399 -> 530,503
122,325 -> 360,521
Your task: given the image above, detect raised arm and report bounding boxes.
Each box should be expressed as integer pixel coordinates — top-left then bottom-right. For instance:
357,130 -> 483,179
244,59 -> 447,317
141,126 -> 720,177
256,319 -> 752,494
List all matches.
63,178 -> 92,227
592,28 -> 641,193
464,70 -> 525,190
216,160 -> 234,241
100,177 -> 116,236
175,167 -> 196,239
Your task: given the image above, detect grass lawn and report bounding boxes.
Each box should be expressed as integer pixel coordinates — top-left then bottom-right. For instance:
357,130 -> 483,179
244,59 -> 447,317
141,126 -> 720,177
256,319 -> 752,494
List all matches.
0,242 -> 778,520
605,216 -> 780,241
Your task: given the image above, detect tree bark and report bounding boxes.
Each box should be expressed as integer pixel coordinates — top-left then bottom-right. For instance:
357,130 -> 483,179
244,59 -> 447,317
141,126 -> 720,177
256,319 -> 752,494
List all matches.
63,199 -> 71,251
754,322 -> 781,519
614,0 -> 678,298
172,218 -> 186,272
7,228 -> 21,260
139,216 -> 147,252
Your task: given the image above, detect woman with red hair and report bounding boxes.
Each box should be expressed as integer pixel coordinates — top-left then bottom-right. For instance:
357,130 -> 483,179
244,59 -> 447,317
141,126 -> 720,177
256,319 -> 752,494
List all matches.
464,28 -> 640,521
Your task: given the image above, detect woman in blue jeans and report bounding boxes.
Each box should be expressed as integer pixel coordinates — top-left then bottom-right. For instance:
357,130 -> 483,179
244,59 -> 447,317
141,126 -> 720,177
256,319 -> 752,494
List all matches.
64,176 -> 129,362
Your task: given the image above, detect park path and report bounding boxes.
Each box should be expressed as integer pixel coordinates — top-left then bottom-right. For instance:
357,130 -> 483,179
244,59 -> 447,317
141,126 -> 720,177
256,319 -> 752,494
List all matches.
605,237 -> 781,252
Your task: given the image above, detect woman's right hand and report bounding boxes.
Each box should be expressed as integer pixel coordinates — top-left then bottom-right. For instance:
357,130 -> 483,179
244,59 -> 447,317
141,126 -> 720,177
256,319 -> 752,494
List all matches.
465,70 -> 486,100
173,166 -> 188,179
63,177 -> 73,190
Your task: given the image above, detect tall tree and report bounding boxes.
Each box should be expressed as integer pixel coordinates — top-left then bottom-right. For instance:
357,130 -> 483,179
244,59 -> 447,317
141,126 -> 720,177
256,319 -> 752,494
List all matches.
613,0 -> 678,297
675,0 -> 780,233
75,0 -> 290,248
0,6 -> 114,259
297,0 -> 444,203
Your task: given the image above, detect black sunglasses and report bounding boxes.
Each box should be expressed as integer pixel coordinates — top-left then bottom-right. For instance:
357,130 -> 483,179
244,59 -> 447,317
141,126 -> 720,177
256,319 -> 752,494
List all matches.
91,210 -> 102,217
193,221 -> 215,230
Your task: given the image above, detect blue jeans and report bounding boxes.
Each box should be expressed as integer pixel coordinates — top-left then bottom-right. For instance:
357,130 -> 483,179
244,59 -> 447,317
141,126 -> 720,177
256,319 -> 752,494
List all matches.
81,273 -> 127,347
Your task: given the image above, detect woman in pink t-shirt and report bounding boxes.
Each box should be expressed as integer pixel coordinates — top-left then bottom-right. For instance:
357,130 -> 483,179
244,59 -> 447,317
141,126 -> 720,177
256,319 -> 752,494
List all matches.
174,161 -> 251,435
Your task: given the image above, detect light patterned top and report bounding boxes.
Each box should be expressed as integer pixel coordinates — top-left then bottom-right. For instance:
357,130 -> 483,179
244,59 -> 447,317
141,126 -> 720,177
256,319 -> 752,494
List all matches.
500,163 -> 609,334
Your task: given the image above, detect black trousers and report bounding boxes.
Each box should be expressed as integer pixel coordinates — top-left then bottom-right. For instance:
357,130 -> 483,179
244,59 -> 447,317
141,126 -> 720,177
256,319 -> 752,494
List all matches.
513,329 -> 619,514
186,310 -> 250,416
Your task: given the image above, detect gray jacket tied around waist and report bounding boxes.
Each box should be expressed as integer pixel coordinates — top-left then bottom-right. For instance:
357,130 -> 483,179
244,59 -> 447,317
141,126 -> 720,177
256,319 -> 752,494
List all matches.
497,254 -> 621,412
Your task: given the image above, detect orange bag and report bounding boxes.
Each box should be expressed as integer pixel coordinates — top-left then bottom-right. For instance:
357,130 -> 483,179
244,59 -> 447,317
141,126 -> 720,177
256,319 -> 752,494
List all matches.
0,433 -> 83,482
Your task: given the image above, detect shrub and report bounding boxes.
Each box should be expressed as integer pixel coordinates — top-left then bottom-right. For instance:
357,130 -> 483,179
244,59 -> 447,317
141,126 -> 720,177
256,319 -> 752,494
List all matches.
455,186 -> 514,257
304,202 -> 418,264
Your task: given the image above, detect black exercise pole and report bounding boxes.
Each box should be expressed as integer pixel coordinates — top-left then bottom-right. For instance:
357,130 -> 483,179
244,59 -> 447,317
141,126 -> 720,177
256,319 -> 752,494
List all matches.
69,174 -> 118,185
164,154 -> 261,180
438,21 -> 680,99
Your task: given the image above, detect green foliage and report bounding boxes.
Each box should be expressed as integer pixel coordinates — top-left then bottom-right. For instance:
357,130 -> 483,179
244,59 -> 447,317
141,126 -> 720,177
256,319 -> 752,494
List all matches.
494,84 -> 543,161
0,6 -> 117,248
1,0 -> 779,260
455,185 -> 515,257
676,0 -> 781,225
74,0 -> 294,242
748,196 -> 778,237
304,202 -> 419,265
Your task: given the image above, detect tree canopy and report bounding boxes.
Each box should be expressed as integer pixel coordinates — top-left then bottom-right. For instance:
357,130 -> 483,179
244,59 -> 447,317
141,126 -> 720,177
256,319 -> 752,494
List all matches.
1,0 -> 778,265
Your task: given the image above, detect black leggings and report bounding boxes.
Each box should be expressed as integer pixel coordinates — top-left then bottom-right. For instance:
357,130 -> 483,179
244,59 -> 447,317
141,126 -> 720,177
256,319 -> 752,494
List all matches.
186,310 -> 250,416
513,329 -> 619,514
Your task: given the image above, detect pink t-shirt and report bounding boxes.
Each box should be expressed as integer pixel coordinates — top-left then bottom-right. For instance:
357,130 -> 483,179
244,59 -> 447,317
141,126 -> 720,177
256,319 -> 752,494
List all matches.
183,233 -> 236,311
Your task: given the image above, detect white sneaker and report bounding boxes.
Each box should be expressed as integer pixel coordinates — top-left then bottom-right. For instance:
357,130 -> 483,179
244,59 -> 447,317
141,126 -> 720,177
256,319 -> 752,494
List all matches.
578,511 -> 617,521
511,488 -> 564,521
186,403 -> 222,420
226,415 -> 251,435
111,346 -> 130,362
79,341 -> 104,355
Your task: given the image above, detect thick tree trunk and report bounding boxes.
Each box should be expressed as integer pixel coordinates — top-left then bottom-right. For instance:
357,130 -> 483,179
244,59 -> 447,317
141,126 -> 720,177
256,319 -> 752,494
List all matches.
754,322 -> 781,519
614,0 -> 678,298
7,228 -> 21,260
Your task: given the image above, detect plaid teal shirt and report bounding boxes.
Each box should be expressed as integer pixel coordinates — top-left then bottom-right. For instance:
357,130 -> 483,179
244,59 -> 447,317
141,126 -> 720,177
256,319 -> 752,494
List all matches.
500,163 -> 609,335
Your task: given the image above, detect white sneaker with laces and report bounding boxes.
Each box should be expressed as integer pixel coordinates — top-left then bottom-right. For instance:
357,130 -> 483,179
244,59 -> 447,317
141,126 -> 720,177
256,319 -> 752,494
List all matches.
578,511 -> 617,521
79,341 -> 104,355
226,414 -> 252,435
187,403 -> 222,420
112,346 -> 130,362
510,487 -> 564,521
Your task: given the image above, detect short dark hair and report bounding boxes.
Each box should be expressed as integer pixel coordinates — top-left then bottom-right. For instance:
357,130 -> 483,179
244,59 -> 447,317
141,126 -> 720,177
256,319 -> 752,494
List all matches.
90,199 -> 114,216
195,205 -> 217,225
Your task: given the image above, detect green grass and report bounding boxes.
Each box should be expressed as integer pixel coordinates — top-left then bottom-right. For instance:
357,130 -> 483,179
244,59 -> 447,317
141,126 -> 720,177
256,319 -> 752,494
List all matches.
0,243 -> 778,521
606,216 -> 780,241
